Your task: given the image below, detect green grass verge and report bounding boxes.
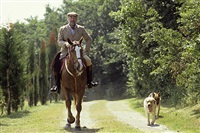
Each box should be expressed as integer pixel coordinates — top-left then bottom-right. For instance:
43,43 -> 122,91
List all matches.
0,101 -> 67,133
89,100 -> 143,133
1,98 -> 199,133
128,98 -> 200,133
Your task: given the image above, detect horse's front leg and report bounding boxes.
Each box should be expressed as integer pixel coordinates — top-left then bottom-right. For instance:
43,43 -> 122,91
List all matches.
66,98 -> 75,124
62,87 -> 75,126
75,94 -> 83,130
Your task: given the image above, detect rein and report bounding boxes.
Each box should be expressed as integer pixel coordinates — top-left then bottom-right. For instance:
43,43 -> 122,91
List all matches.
65,45 -> 84,93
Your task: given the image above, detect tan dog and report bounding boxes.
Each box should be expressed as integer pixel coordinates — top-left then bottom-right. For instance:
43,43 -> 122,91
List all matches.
149,92 -> 161,118
144,97 -> 156,126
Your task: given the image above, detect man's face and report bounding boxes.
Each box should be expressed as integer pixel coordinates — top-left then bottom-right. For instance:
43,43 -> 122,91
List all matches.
68,16 -> 77,27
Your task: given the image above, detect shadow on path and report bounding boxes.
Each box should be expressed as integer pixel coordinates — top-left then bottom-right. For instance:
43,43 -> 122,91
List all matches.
64,125 -> 102,133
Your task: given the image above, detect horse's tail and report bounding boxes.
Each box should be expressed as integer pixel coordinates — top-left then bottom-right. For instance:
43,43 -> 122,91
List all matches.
51,52 -> 61,72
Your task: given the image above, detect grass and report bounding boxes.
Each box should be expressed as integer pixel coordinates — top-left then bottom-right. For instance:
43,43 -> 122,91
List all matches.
89,100 -> 143,133
0,101 -> 67,133
128,98 -> 200,133
1,98 -> 199,133
1,100 -> 142,133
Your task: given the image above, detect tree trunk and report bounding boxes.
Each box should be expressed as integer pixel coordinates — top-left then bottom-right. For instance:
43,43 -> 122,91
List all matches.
6,69 -> 11,115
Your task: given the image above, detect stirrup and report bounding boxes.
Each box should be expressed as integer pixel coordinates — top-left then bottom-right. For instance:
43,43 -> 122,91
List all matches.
87,82 -> 98,88
50,85 -> 57,91
50,85 -> 60,93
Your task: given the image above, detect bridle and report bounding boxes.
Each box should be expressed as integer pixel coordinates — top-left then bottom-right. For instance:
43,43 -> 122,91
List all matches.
65,39 -> 85,93
67,39 -> 84,74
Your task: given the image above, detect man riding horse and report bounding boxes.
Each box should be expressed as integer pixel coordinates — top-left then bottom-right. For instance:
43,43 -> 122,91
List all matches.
51,12 -> 98,93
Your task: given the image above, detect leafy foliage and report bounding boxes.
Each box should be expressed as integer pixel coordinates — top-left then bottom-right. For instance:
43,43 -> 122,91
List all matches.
112,0 -> 199,105
0,26 -> 26,114
0,0 -> 199,113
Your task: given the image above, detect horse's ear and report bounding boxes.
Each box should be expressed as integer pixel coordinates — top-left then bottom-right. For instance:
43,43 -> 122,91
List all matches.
79,37 -> 83,44
67,38 -> 73,45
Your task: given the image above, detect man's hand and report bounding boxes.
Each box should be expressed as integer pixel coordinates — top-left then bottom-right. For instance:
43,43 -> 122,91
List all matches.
65,42 -> 70,48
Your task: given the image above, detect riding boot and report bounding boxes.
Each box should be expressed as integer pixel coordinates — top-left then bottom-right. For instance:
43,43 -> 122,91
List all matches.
86,65 -> 98,88
50,72 -> 61,93
50,53 -> 61,93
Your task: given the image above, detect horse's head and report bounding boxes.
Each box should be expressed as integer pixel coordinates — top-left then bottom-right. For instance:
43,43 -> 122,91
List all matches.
67,38 -> 84,72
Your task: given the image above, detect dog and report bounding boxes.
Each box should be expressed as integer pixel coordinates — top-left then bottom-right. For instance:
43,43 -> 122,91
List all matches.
144,97 -> 156,126
148,92 -> 161,118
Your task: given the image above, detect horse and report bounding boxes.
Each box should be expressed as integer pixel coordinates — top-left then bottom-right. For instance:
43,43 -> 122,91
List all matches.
61,38 -> 87,130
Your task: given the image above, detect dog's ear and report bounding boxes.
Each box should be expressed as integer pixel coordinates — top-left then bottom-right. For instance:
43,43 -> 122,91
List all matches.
152,92 -> 155,97
149,92 -> 155,97
148,93 -> 152,97
157,92 -> 160,97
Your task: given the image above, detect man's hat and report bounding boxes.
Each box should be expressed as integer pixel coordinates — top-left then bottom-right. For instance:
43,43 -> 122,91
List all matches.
67,12 -> 78,17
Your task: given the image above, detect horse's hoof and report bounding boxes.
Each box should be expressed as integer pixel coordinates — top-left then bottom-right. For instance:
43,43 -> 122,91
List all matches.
64,124 -> 71,129
75,125 -> 81,131
67,117 -> 75,124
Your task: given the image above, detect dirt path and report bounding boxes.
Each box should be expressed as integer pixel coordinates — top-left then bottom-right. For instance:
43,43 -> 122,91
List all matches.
79,101 -> 97,129
61,101 -> 98,132
62,100 -> 178,132
106,100 -> 178,133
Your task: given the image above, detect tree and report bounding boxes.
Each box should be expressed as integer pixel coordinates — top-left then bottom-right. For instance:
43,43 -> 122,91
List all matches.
39,40 -> 47,105
22,18 -> 47,106
27,43 -> 36,107
47,31 -> 59,102
0,24 -> 26,114
175,0 -> 200,104
111,0 -> 181,101
111,0 -> 199,105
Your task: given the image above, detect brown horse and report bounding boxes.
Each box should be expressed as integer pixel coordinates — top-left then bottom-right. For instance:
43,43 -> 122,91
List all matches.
61,38 -> 87,130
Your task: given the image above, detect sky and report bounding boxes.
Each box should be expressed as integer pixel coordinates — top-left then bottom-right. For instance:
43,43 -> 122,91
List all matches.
0,0 -> 63,27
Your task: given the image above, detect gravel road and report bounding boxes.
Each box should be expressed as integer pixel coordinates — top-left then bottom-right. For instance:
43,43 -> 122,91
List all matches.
61,101 -> 98,132
106,100 -> 178,133
62,100 -> 178,133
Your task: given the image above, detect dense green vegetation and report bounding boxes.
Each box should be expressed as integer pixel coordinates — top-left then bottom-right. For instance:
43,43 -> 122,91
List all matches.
0,0 -> 199,115
111,0 -> 200,105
